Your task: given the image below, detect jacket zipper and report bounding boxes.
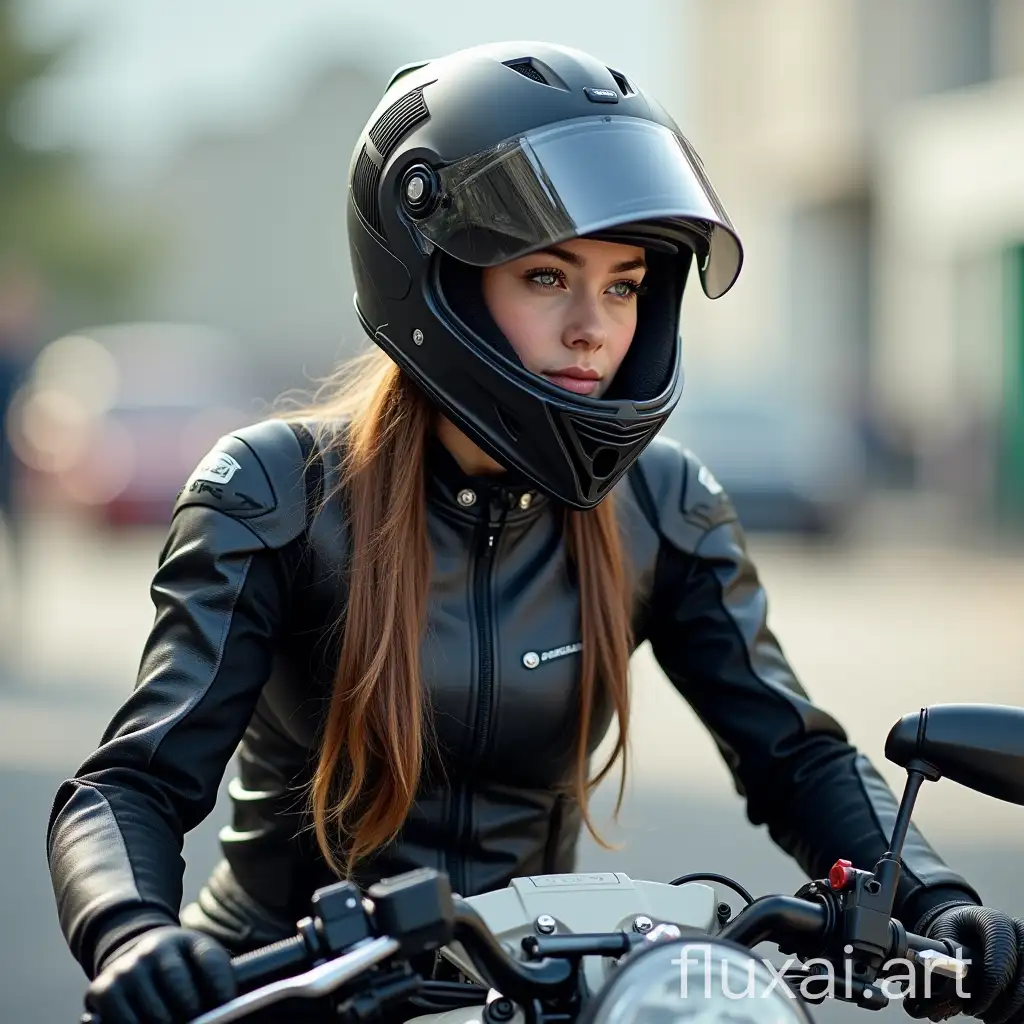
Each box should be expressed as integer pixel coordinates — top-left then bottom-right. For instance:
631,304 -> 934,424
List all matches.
453,491 -> 507,896
471,494 -> 505,762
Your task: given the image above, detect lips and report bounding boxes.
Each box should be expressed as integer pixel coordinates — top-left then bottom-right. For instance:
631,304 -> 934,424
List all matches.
543,367 -> 603,396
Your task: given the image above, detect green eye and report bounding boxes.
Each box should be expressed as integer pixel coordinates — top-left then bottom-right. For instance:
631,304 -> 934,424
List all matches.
609,280 -> 642,299
525,268 -> 565,289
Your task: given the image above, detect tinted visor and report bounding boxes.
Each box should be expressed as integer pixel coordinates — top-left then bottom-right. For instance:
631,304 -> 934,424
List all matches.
415,117 -> 742,299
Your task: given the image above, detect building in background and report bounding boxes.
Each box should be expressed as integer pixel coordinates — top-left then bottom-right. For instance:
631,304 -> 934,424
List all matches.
680,0 -> 1024,530
97,60 -> 390,404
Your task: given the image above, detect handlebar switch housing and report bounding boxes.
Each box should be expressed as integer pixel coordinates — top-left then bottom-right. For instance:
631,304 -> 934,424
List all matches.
839,865 -> 899,978
311,880 -> 373,955
368,867 -> 456,955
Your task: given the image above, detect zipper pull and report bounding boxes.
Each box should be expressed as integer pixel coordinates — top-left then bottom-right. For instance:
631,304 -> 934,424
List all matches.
484,488 -> 507,552
487,489 -> 506,525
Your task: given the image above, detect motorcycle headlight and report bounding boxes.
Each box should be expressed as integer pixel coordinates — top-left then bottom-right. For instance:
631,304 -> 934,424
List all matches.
580,937 -> 813,1024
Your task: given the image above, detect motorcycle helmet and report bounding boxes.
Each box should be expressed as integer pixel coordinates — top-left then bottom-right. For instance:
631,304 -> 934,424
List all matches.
347,41 -> 742,508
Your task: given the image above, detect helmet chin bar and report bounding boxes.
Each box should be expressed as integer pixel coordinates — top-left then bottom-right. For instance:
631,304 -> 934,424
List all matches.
552,408 -> 670,505
361,315 -> 675,508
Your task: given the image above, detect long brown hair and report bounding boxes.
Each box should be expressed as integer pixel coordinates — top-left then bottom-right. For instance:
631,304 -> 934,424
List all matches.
278,347 -> 633,877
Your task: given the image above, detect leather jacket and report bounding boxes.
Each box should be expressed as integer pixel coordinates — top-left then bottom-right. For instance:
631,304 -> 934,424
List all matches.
47,417 -> 980,978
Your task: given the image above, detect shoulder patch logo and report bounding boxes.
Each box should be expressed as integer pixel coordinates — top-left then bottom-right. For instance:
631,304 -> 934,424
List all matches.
192,450 -> 242,486
697,464 -> 723,496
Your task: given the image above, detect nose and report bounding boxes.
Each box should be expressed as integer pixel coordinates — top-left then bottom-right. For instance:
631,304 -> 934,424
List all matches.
561,293 -> 607,351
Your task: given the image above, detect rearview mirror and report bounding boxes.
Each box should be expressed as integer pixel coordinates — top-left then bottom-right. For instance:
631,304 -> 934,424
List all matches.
885,703 -> 1024,806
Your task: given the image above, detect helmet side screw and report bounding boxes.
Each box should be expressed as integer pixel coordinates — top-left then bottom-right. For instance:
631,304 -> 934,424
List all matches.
401,164 -> 437,216
412,329 -> 424,345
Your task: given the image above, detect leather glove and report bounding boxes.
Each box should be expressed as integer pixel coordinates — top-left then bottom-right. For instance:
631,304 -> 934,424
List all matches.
904,903 -> 1024,1024
84,925 -> 236,1024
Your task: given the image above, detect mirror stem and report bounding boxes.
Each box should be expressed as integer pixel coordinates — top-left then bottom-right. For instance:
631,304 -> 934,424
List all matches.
888,760 -> 941,861
888,771 -> 924,859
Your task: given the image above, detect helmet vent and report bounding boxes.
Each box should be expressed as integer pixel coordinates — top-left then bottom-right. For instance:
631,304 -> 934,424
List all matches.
573,418 -> 653,450
369,87 -> 429,161
607,68 -> 634,96
504,59 -> 549,85
554,412 -> 655,500
352,145 -> 384,236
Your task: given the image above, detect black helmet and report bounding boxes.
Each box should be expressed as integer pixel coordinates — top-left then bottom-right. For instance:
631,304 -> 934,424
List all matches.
347,40 -> 742,509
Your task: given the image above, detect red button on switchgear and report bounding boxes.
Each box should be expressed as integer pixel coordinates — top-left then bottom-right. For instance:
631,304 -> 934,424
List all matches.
828,859 -> 855,890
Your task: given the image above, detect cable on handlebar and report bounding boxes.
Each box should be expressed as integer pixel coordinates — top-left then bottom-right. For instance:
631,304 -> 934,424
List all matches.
668,872 -> 754,905
407,979 -> 491,1013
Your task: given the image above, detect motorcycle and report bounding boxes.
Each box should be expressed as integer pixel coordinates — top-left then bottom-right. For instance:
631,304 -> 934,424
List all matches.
81,702 -> 1024,1024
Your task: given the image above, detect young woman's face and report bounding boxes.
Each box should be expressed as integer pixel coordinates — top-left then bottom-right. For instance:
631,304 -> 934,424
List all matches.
481,238 -> 646,398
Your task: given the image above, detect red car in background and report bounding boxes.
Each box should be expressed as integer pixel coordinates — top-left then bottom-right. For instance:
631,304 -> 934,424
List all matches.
8,323 -> 258,527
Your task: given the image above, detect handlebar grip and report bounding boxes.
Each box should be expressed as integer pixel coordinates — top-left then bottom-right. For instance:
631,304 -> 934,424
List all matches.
230,932 -> 309,988
79,932 -> 311,1024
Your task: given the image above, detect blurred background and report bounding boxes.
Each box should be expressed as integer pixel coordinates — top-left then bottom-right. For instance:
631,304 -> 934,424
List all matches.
0,1 -> 1021,1021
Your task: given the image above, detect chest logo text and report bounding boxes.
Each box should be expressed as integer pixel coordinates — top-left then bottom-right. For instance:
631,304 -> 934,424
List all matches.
522,642 -> 583,670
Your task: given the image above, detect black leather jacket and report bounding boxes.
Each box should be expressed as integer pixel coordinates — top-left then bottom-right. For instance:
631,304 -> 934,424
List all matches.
47,418 -> 979,978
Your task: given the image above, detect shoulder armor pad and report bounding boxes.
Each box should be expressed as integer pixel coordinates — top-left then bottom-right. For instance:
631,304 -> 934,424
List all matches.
174,419 -> 310,549
633,437 -> 738,550
679,448 -> 738,530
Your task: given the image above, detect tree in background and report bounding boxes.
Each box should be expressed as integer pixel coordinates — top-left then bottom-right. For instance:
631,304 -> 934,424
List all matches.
0,5 -> 152,613
0,4 -> 150,331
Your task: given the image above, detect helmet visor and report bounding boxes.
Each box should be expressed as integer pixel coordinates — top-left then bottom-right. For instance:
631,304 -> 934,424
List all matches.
414,116 -> 741,299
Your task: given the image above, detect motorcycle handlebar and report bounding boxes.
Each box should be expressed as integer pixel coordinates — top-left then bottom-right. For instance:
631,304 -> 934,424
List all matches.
718,895 -> 830,948
719,895 -> 973,984
80,892 -> 973,1024
449,898 -> 577,1001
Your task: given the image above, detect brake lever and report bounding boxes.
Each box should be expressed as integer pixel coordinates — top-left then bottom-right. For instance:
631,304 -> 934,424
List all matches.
187,935 -> 401,1024
907,947 -> 970,984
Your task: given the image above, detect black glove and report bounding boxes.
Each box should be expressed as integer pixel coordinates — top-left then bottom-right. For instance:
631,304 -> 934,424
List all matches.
84,926 -> 236,1024
904,903 -> 1024,1024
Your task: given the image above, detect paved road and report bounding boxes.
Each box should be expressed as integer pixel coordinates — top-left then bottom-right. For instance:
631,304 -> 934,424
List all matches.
1,519 -> 1021,1022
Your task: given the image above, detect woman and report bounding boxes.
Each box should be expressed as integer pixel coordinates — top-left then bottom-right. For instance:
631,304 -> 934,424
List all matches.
49,41 -> 1022,1024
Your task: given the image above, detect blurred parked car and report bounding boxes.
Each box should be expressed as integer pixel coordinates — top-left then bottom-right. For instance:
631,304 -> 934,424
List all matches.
7,323 -> 257,527
661,392 -> 866,537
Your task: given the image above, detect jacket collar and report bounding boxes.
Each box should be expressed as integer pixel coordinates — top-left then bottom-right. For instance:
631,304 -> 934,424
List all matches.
424,431 -> 550,521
